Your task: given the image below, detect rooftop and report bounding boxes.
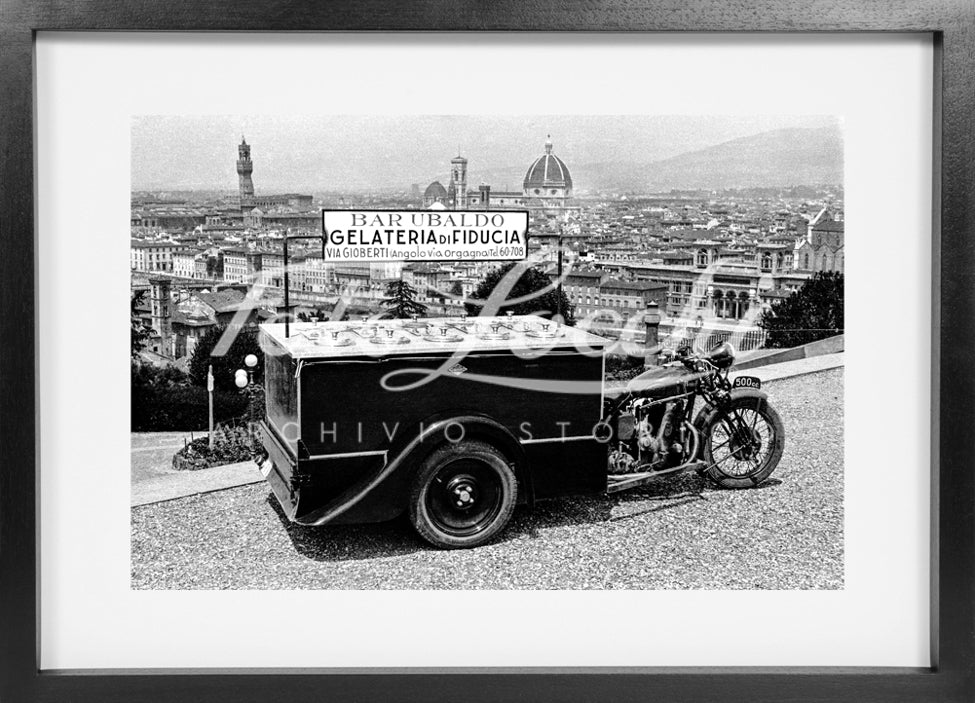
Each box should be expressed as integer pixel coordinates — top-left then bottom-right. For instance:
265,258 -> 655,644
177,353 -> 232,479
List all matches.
564,270 -> 606,280
601,279 -> 669,292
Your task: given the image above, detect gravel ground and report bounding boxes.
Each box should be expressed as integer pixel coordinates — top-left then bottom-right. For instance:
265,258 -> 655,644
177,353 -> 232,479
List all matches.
131,368 -> 843,590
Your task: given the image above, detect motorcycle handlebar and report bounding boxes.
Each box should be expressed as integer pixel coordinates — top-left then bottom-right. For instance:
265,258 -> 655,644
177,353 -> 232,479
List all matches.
666,349 -> 718,373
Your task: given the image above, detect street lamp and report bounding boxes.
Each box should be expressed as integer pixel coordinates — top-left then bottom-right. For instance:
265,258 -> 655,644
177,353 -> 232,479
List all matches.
234,369 -> 249,389
235,354 -> 262,421
235,354 -> 258,387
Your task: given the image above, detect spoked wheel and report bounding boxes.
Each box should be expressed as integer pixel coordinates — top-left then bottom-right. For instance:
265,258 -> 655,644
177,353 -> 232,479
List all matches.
409,440 -> 517,549
702,395 -> 785,488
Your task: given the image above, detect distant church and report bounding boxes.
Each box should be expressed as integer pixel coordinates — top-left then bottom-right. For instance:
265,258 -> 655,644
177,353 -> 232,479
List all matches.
794,207 -> 844,273
235,137 -> 313,212
422,136 -> 578,221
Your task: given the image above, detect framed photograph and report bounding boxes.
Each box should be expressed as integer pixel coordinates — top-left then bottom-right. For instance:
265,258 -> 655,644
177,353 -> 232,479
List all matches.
2,1 -> 973,702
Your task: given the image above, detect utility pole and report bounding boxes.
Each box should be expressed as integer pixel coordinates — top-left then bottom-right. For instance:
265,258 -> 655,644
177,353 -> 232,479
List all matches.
644,301 -> 661,369
556,226 -> 564,321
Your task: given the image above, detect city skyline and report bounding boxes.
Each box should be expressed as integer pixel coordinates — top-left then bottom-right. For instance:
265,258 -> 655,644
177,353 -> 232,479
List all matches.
131,114 -> 841,193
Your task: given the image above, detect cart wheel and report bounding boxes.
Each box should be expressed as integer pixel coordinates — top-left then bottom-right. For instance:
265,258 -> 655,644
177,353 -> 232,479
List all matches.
409,440 -> 517,549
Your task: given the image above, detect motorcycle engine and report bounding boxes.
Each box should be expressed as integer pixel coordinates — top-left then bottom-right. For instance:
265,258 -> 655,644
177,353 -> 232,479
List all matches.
608,397 -> 688,474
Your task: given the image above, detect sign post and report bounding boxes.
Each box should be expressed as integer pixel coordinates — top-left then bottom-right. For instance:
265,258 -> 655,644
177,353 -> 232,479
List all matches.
207,364 -> 214,449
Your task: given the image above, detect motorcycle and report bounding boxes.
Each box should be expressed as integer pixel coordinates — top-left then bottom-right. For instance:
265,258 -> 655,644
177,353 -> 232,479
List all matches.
601,342 -> 786,490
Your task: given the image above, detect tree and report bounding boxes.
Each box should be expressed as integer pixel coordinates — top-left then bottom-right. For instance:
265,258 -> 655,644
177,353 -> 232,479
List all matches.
188,325 -> 264,392
131,361 -> 248,431
131,290 -> 153,358
758,271 -> 844,348
205,254 -> 222,279
381,279 -> 427,319
465,262 -> 575,325
449,280 -> 464,299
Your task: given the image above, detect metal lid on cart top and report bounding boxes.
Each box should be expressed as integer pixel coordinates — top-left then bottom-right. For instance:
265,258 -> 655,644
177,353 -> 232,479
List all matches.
315,336 -> 353,347
258,314 -> 611,359
524,322 -> 566,339
367,326 -> 411,345
474,322 -> 512,341
423,327 -> 464,343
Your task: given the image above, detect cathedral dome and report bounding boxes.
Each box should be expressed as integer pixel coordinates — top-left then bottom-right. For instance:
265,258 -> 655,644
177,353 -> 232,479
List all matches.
424,181 -> 447,199
523,137 -> 573,193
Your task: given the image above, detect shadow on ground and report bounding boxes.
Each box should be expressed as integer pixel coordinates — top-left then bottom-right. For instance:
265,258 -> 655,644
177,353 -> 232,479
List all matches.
269,472 -> 783,563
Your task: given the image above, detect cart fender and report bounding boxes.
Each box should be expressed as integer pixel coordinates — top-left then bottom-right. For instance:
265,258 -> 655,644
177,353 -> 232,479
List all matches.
397,412 -> 533,505
293,414 -> 529,527
693,387 -> 770,433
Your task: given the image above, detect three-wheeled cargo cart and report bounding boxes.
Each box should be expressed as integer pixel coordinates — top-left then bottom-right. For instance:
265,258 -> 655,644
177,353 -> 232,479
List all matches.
257,314 -> 785,548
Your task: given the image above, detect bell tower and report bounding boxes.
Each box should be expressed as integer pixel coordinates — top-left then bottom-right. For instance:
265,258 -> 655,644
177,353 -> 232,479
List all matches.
149,277 -> 173,358
237,136 -> 255,206
450,154 -> 467,210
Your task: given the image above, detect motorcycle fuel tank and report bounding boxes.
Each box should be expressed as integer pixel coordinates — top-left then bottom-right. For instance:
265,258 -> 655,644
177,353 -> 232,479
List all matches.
621,363 -> 700,398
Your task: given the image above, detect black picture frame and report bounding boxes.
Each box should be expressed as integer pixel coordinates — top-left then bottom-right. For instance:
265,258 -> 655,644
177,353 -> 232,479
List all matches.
1,1 -> 972,701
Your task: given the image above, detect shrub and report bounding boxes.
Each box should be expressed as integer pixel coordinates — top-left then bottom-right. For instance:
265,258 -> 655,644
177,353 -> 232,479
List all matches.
603,352 -> 645,383
171,422 -> 263,471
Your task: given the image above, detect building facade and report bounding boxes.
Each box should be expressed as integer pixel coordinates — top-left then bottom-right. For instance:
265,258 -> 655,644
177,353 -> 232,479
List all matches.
171,250 -> 201,279
130,240 -> 183,273
222,248 -> 250,283
597,258 -> 810,322
573,277 -> 668,322
794,207 -> 844,273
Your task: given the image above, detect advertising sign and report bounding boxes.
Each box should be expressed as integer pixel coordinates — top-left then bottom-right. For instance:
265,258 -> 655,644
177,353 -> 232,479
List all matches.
320,210 -> 529,263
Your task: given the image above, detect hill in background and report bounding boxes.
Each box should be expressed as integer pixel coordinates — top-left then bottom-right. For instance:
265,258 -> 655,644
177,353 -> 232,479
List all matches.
638,125 -> 843,192
465,125 -> 843,195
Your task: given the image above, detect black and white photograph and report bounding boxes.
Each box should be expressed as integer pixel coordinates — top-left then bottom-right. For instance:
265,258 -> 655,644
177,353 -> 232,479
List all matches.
129,114 -> 845,590
5,6 -> 958,692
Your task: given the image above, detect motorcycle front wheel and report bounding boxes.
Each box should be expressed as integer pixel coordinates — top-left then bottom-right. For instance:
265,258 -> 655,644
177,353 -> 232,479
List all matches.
701,395 -> 785,488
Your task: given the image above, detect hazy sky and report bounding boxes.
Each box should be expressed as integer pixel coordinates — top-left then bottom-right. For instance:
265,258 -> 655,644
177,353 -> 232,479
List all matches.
131,114 -> 838,192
